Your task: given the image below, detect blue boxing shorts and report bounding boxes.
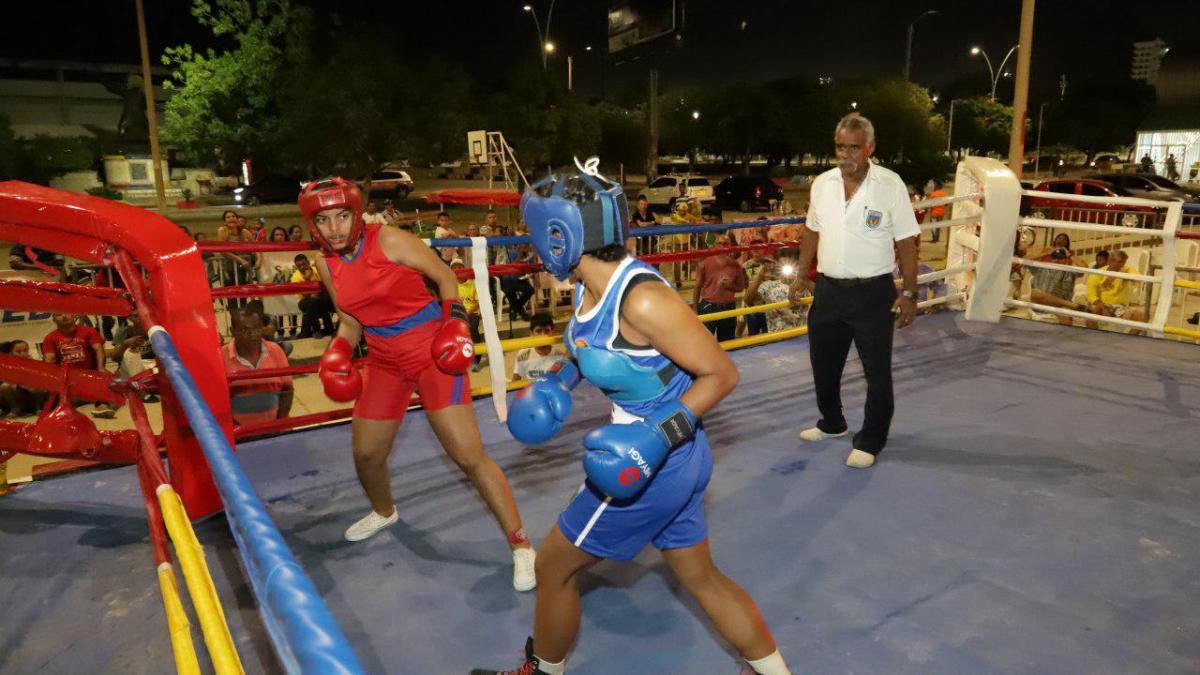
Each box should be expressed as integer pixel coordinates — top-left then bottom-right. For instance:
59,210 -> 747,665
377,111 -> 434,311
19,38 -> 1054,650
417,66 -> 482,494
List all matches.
557,426 -> 713,561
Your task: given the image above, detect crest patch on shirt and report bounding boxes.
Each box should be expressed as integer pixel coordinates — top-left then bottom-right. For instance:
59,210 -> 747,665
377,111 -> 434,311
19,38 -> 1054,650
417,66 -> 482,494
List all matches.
865,209 -> 883,229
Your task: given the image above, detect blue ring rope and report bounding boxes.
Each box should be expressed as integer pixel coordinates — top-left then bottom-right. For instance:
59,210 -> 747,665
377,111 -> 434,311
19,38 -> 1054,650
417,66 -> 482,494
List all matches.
149,328 -> 364,675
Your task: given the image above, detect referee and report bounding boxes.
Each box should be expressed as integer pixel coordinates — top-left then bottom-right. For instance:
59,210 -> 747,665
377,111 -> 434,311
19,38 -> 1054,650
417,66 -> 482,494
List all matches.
790,113 -> 920,469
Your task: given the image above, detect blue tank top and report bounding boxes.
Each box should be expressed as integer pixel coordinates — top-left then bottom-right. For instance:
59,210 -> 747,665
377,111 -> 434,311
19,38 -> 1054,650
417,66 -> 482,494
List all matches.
565,256 -> 693,420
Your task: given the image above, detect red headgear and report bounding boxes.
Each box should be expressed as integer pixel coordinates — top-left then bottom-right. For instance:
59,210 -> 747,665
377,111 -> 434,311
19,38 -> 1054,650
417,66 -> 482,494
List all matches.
298,177 -> 364,255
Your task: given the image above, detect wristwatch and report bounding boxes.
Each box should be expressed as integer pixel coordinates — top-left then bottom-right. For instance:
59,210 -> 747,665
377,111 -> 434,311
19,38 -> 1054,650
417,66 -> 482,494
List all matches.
901,290 -> 919,301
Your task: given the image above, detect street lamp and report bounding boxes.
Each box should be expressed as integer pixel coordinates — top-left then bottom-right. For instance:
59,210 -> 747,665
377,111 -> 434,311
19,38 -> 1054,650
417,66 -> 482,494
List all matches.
691,110 -> 701,120
850,101 -> 858,110
903,9 -> 938,82
931,93 -> 939,103
970,44 -> 1018,101
523,1 -> 557,70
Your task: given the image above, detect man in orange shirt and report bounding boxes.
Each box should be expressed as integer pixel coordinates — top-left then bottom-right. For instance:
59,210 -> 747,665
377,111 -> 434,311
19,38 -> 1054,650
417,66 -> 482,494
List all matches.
925,179 -> 948,243
222,307 -> 294,426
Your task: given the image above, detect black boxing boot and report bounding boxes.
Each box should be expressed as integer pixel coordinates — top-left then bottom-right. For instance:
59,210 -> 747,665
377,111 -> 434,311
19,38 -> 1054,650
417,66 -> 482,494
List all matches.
470,637 -> 560,675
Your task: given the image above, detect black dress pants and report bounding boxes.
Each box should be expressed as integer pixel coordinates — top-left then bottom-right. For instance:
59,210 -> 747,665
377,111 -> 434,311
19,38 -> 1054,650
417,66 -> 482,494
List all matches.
807,274 -> 897,455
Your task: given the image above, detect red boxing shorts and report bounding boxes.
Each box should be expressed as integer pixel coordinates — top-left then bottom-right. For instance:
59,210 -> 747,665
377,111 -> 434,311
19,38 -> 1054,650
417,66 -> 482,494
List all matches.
354,320 -> 471,422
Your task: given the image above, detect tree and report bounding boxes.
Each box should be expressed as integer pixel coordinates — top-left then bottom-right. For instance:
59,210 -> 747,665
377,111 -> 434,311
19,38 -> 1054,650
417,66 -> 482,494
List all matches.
595,102 -> 646,172
16,135 -> 99,186
946,96 -> 1013,156
486,64 -> 600,172
160,0 -> 312,172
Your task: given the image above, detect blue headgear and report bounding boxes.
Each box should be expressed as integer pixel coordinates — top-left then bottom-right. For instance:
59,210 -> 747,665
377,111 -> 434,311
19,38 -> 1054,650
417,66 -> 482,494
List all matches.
519,157 -> 630,281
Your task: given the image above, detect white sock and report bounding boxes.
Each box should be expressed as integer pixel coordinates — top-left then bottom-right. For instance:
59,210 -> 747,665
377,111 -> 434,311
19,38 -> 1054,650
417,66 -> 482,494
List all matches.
534,654 -> 565,675
746,650 -> 790,675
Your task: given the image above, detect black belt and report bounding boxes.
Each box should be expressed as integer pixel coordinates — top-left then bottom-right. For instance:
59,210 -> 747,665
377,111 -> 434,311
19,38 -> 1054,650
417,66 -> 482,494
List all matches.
818,273 -> 891,287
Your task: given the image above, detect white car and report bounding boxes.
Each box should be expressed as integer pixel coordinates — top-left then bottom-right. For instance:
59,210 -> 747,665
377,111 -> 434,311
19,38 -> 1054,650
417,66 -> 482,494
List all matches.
638,175 -> 715,210
362,170 -> 414,199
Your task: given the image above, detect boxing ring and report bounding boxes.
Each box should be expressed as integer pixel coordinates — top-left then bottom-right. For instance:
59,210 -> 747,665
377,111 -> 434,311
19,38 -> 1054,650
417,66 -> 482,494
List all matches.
1,158 -> 1199,673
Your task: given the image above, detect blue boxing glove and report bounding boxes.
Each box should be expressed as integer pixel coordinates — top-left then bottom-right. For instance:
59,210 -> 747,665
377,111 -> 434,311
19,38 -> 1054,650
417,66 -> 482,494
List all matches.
507,360 -> 582,444
582,400 -> 697,500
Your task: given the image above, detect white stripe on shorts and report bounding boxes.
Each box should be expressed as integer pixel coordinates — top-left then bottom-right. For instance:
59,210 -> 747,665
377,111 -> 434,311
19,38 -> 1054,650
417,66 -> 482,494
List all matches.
573,495 -> 613,548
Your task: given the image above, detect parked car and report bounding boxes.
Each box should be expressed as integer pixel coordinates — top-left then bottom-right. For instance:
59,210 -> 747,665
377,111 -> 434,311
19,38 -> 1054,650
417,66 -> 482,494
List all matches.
638,175 -> 714,210
1086,173 -> 1192,202
362,170 -> 414,199
232,174 -> 302,205
1023,178 -> 1161,228
1137,173 -> 1200,201
713,175 -> 784,212
1088,152 -> 1127,172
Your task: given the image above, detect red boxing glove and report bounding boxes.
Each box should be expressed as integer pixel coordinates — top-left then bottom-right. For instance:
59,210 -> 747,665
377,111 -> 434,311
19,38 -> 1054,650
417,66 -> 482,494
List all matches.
431,299 -> 474,375
319,336 -> 362,402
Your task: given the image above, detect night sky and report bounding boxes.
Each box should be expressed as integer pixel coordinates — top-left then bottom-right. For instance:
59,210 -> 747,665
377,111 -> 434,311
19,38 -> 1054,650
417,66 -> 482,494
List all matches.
4,0 -> 1198,104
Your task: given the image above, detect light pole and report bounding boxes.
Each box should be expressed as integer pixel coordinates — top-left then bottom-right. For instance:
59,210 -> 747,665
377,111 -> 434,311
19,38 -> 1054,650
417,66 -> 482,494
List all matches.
903,9 -> 938,82
946,99 -> 957,155
970,44 -> 1018,101
523,2 -> 557,70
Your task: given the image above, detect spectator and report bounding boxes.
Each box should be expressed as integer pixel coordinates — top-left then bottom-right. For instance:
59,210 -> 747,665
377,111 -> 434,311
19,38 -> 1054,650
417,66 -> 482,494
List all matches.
248,217 -> 268,241
42,314 -> 115,418
0,340 -> 48,417
500,245 -> 536,322
924,179 -> 948,243
630,195 -> 658,256
269,226 -> 288,242
222,306 -> 294,426
738,226 -> 772,337
1093,250 -> 1109,269
110,315 -> 159,402
1027,233 -> 1085,325
380,199 -> 403,226
665,198 -> 700,285
236,214 -> 249,232
1140,154 -> 1155,174
363,201 -> 386,225
449,258 -> 485,370
216,209 -> 241,242
291,254 -> 335,337
746,247 -> 808,333
288,224 -> 305,242
511,312 -> 567,382
693,232 -> 748,341
434,211 -> 459,262
8,242 -> 64,276
463,223 -> 482,268
767,215 -> 803,248
891,243 -> 945,310
701,207 -> 723,249
1085,249 -> 1147,334
1166,153 -> 1179,182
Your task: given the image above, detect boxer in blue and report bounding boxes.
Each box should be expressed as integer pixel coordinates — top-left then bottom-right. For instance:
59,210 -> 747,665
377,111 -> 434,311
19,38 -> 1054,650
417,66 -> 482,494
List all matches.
472,159 -> 790,675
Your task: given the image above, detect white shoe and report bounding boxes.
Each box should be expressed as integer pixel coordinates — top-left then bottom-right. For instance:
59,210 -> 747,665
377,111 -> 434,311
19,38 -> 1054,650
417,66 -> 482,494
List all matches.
512,547 -> 537,592
799,426 -> 849,442
344,508 -> 399,542
845,449 -> 876,469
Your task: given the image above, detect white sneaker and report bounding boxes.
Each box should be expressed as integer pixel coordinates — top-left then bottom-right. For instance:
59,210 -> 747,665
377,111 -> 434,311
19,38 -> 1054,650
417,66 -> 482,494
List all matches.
845,449 -> 876,469
512,547 -> 537,592
799,426 -> 849,442
344,508 -> 399,542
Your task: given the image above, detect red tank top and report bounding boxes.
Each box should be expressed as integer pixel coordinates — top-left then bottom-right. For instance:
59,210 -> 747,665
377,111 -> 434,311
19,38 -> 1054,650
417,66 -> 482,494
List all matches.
325,223 -> 436,327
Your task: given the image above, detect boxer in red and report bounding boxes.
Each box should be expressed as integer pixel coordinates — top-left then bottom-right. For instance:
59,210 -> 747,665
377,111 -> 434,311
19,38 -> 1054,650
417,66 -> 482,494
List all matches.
299,177 -> 536,592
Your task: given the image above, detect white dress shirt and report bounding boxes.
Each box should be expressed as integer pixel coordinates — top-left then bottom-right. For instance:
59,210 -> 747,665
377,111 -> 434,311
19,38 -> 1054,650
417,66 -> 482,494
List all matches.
806,162 -> 921,279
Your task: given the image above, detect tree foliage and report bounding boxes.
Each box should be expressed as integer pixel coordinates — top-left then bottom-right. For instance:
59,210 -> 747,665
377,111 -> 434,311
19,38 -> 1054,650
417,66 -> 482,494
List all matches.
160,0 -> 311,171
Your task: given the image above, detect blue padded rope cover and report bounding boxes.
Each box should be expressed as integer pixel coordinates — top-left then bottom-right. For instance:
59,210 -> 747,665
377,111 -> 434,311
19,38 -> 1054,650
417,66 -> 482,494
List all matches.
149,328 -> 365,675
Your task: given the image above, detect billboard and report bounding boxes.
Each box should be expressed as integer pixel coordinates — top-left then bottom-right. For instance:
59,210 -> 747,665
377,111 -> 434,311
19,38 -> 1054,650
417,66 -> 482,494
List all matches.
608,0 -> 679,54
